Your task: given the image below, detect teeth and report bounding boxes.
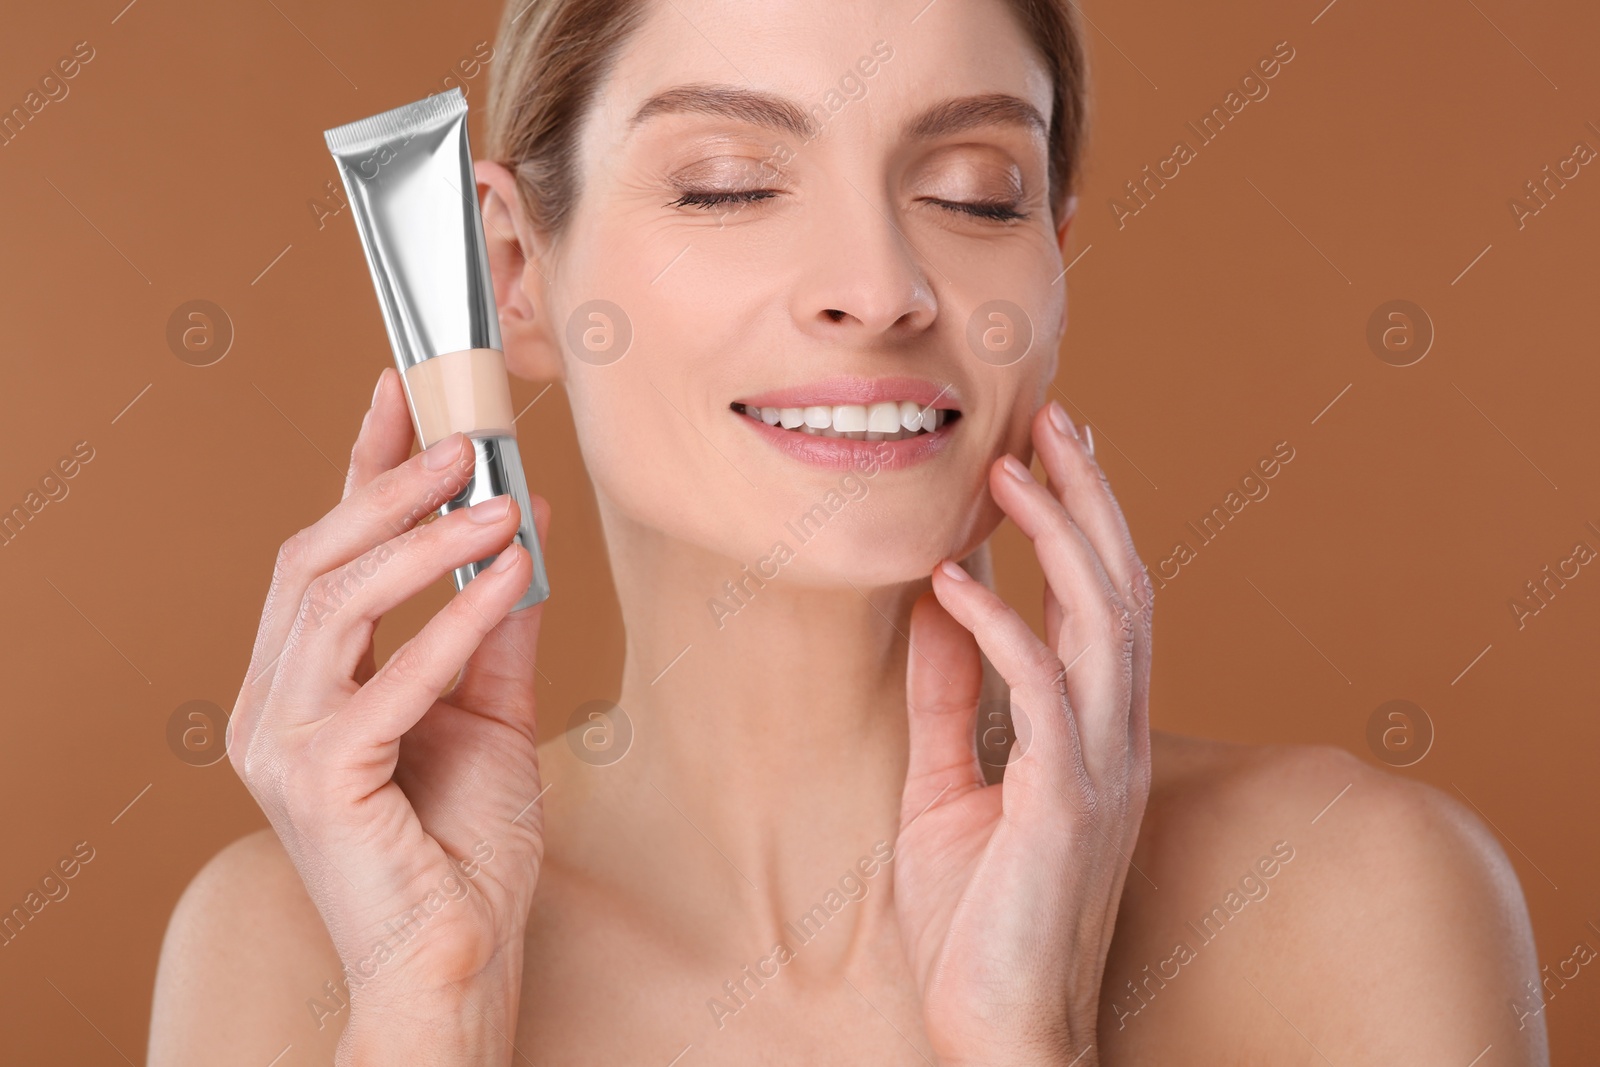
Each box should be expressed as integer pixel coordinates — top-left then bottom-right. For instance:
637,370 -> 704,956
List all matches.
899,400 -> 922,432
867,402 -> 901,433
832,405 -> 868,432
738,400 -> 955,441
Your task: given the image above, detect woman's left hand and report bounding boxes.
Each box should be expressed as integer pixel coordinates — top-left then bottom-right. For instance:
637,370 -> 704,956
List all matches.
894,400 -> 1154,1067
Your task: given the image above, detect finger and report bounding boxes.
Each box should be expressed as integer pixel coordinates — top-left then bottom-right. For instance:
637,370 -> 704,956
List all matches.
274,495 -> 526,712
1033,402 -> 1154,753
341,367 -> 414,503
345,369 -> 415,685
328,532 -> 535,762
449,493 -> 552,727
244,431 -> 477,695
929,560 -> 1089,813
1033,402 -> 1152,622
902,590 -> 986,826
987,454 -> 1133,781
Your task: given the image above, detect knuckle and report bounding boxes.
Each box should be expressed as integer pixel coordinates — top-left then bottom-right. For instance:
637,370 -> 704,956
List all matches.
1027,644 -> 1068,692
272,529 -> 313,586
366,468 -> 407,511
298,570 -> 354,629
1106,592 -> 1136,648
305,544 -> 394,626
235,727 -> 282,807
303,571 -> 340,607
382,641 -> 428,688
1130,562 -> 1156,615
1094,460 -> 1116,495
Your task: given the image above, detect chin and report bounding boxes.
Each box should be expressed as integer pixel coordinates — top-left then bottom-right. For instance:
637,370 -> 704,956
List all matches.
736,502 -> 1001,591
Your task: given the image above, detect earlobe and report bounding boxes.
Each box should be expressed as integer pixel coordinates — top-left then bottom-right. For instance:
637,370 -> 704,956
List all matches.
474,159 -> 565,382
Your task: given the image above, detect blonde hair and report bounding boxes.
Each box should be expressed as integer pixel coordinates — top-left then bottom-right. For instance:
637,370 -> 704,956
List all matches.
485,0 -> 1087,238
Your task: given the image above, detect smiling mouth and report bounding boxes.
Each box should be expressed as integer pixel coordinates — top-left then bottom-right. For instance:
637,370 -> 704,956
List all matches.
730,400 -> 963,441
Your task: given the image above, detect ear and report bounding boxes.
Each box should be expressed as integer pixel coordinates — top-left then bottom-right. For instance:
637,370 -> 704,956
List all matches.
1053,194 -> 1078,345
475,159 -> 565,382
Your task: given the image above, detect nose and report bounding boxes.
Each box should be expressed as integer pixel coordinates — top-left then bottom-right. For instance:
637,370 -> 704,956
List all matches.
788,183 -> 938,343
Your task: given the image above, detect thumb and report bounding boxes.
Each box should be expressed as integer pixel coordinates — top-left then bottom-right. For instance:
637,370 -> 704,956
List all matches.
903,589 -> 985,827
451,494 -> 551,725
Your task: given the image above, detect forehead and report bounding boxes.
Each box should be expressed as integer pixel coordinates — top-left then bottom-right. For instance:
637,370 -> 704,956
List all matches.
580,0 -> 1053,152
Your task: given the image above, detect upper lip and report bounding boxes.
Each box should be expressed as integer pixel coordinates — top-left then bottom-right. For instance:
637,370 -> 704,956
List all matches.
734,376 -> 962,411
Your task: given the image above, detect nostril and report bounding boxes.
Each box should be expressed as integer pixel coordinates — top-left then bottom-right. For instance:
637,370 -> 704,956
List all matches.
824,309 -> 845,322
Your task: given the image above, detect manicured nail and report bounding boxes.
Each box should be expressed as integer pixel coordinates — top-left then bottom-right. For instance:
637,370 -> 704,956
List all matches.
467,495 -> 511,523
1001,454 -> 1032,483
423,432 -> 464,469
487,543 -> 521,572
1047,400 -> 1076,439
371,369 -> 387,408
1083,424 -> 1095,458
938,560 -> 970,582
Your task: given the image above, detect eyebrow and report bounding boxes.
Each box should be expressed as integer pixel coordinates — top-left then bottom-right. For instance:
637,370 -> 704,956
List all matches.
627,84 -> 1047,143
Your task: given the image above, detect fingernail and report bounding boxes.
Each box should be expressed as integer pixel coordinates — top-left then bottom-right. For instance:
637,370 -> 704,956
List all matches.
1001,454 -> 1032,483
938,560 -> 970,582
1083,424 -> 1095,457
487,543 -> 521,572
466,494 -> 511,523
371,369 -> 387,408
423,432 -> 464,470
1047,400 -> 1076,439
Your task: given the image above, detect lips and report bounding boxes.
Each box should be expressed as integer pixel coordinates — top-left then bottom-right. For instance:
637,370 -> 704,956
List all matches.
731,376 -> 962,471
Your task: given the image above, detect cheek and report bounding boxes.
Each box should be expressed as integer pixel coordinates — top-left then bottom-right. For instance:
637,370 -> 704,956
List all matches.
563,337 -> 766,567
565,373 -> 701,508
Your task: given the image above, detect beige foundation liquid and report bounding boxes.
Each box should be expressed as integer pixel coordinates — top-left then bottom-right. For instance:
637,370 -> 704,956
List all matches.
401,348 -> 516,447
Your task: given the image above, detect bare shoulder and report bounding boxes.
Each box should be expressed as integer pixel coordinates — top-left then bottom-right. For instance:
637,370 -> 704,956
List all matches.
149,827 -> 348,1066
1098,731 -> 1548,1066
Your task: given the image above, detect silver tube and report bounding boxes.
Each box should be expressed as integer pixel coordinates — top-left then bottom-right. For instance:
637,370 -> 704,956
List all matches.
325,88 -> 550,611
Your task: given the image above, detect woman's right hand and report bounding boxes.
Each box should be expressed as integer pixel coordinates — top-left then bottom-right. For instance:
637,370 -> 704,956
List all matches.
227,367 -> 549,1062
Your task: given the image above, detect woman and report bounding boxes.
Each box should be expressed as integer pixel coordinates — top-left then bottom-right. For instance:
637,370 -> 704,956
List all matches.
149,0 -> 1547,1063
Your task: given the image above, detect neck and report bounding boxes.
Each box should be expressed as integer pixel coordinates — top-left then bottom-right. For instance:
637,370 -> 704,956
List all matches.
612,499 -> 919,864
546,497 -> 989,956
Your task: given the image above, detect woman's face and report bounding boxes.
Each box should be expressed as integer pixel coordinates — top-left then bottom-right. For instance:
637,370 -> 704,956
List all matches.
515,0 -> 1071,586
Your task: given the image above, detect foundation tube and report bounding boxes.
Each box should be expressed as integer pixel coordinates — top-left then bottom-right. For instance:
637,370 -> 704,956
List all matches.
325,88 -> 549,610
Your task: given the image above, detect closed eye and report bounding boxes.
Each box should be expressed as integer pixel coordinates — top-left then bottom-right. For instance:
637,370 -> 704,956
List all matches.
924,197 -> 1028,222
668,189 -> 1029,223
669,189 -> 779,210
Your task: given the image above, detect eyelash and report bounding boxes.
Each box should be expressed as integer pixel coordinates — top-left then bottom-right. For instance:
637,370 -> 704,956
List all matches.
668,189 -> 1028,222
668,189 -> 778,210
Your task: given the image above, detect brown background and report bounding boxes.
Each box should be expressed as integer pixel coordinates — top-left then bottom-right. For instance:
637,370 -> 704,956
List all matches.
2,0 -> 1596,1061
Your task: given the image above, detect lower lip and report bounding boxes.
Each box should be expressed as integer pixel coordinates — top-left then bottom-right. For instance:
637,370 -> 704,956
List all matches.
736,414 -> 957,471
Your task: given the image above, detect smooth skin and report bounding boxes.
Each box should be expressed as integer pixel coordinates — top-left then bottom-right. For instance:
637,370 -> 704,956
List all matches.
150,0 -> 1546,1064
